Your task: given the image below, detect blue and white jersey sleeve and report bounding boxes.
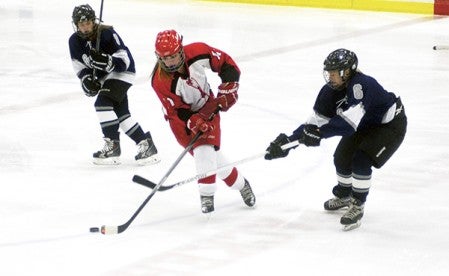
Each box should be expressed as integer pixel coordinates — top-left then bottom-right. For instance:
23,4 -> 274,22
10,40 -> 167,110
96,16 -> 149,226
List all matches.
319,102 -> 366,138
319,73 -> 397,138
99,28 -> 135,73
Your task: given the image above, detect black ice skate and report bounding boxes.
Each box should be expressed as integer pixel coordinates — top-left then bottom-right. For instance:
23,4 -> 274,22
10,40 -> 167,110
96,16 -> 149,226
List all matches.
240,179 -> 256,207
135,133 -> 160,166
200,195 -> 214,214
324,196 -> 351,211
340,198 -> 364,231
93,138 -> 121,165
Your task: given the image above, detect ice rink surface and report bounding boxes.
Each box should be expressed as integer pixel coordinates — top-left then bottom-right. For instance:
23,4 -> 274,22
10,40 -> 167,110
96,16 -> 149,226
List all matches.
1,0 -> 449,275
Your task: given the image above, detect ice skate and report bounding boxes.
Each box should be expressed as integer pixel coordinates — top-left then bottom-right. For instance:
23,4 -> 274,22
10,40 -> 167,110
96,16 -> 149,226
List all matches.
240,179 -> 256,207
135,133 -> 160,166
93,138 -> 121,165
341,198 -> 364,231
324,196 -> 351,211
200,195 -> 214,214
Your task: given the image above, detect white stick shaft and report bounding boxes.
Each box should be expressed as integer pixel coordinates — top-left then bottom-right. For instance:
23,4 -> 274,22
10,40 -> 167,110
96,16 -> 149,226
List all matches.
101,225 -> 117,235
168,140 -> 300,188
433,45 -> 449,50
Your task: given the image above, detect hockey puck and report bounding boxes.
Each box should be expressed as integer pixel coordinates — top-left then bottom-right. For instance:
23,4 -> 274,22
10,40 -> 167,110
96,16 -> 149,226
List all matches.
89,227 -> 100,233
433,46 -> 437,50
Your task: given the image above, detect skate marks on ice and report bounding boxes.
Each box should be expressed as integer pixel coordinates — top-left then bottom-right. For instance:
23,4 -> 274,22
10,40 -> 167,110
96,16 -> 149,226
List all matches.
105,207 -> 306,275
0,137 -> 31,171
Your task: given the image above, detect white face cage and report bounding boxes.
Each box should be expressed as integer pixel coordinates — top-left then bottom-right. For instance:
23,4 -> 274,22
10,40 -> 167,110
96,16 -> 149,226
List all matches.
323,69 -> 346,90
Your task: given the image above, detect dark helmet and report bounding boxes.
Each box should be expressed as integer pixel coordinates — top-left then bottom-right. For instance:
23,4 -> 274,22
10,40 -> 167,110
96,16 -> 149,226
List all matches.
323,48 -> 358,89
324,48 -> 358,73
72,4 -> 96,25
72,4 -> 97,39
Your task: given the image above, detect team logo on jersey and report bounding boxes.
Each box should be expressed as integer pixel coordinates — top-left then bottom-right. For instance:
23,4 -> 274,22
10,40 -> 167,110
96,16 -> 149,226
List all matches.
336,96 -> 347,109
353,83 -> 363,100
336,96 -> 347,116
212,51 -> 221,60
82,54 -> 92,68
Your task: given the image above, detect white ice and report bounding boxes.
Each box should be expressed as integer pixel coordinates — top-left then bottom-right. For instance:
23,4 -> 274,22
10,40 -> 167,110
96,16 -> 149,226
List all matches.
1,0 -> 449,275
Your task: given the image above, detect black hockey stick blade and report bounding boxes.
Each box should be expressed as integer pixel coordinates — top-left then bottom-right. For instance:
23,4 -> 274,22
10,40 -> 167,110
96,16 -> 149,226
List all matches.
132,175 -> 172,191
100,109 -> 220,235
132,140 -> 301,193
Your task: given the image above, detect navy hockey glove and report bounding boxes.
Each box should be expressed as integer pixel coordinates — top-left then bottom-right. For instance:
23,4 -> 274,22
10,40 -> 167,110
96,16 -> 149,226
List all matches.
301,124 -> 321,147
265,133 -> 292,160
89,49 -> 115,73
81,75 -> 101,97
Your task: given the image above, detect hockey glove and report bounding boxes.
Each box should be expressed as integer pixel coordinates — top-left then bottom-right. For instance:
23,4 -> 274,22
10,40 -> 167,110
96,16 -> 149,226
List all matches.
89,49 -> 115,73
81,75 -> 101,97
216,82 -> 239,111
301,124 -> 321,147
197,100 -> 220,120
187,114 -> 214,135
264,133 -> 292,160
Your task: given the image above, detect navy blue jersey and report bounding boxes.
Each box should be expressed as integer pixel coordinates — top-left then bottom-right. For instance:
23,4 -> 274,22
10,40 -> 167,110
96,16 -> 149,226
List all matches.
68,26 -> 135,84
292,72 -> 398,139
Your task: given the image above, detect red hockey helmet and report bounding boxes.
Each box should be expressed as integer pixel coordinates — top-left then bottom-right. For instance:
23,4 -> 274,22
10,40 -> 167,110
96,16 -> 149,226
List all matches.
155,30 -> 185,72
155,30 -> 183,57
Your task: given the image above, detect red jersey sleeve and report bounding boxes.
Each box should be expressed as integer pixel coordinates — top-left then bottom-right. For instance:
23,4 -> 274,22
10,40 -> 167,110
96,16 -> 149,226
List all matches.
184,42 -> 240,83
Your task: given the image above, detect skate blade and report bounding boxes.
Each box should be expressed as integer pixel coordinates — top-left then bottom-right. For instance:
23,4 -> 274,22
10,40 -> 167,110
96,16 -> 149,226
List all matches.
244,199 -> 256,208
136,154 -> 161,166
201,211 -> 213,221
342,220 -> 361,231
93,157 -> 121,165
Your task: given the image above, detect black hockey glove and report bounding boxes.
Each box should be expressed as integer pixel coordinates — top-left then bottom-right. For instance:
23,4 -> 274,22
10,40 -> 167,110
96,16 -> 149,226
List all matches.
89,49 -> 115,73
301,124 -> 321,147
81,75 -> 101,97
265,133 -> 292,160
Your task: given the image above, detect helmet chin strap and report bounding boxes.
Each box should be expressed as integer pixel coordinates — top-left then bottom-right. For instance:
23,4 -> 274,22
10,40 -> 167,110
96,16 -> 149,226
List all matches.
75,21 -> 98,40
324,69 -> 348,90
159,49 -> 185,73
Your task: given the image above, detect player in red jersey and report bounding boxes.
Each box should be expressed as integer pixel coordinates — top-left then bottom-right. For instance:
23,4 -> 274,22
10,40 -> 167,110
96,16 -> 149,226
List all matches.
150,30 -> 256,214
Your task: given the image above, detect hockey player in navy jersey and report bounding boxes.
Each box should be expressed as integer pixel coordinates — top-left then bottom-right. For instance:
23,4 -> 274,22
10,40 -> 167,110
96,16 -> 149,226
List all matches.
68,4 -> 159,165
265,49 -> 407,230
150,30 -> 255,213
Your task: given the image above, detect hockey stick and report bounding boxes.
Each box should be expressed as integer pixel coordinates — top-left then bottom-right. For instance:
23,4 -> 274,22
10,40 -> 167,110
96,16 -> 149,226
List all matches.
132,140 -> 300,191
433,45 -> 449,50
92,0 -> 105,80
100,108 -> 219,235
